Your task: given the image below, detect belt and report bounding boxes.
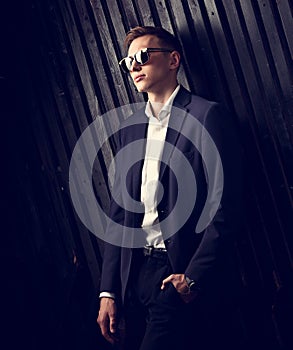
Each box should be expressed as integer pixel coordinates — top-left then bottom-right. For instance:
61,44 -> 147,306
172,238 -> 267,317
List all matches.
143,246 -> 168,259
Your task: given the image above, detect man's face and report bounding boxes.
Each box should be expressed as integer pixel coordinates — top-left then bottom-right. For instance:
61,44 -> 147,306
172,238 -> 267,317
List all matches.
127,35 -> 175,95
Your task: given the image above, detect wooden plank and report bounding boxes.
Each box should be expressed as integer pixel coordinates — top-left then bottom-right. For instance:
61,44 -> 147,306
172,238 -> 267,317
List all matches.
157,0 -> 190,91
202,0 -> 248,112
184,0 -> 235,105
135,0 -> 155,26
95,0 -> 144,104
275,0 -> 293,58
256,0 -> 292,100
119,0 -> 142,28
91,0 -> 145,106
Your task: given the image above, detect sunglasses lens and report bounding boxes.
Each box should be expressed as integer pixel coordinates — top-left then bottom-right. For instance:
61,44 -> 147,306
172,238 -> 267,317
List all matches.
120,57 -> 133,72
135,49 -> 149,65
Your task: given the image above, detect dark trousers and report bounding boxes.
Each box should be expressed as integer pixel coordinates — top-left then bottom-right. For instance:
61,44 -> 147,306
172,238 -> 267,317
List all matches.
122,250 -> 246,350
123,251 -> 204,350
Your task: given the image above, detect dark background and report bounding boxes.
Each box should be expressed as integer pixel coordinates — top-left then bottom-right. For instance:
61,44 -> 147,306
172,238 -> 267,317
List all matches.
1,1 -> 292,349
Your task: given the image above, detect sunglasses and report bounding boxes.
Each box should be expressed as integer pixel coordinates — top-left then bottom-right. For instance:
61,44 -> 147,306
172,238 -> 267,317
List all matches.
119,47 -> 174,73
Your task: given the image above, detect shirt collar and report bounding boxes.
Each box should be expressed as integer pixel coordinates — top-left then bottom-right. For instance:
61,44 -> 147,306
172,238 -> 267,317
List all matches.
145,85 -> 180,121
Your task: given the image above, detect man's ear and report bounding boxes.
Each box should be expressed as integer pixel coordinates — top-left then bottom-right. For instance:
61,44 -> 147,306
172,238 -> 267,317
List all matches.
169,51 -> 181,70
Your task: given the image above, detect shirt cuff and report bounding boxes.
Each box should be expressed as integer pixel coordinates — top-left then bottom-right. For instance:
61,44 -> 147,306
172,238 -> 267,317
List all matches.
99,291 -> 116,299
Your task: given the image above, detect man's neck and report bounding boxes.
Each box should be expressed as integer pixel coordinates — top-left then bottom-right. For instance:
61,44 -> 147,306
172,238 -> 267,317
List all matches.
147,82 -> 179,118
147,82 -> 178,104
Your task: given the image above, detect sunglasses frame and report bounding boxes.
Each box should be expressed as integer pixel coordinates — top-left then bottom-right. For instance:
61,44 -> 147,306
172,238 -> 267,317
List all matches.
119,47 -> 174,73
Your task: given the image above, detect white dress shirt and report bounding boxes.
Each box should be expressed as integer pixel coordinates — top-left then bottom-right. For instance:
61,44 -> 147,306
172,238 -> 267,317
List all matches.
141,85 -> 180,248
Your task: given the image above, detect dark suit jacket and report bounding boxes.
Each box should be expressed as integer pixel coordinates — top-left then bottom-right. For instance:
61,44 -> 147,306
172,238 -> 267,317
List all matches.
100,86 -> 243,302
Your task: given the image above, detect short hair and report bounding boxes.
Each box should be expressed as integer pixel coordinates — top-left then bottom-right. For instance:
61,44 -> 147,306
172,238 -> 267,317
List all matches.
124,26 -> 182,56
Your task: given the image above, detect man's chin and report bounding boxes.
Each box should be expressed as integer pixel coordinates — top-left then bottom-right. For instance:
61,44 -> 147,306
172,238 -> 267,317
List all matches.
135,85 -> 145,93
134,82 -> 148,93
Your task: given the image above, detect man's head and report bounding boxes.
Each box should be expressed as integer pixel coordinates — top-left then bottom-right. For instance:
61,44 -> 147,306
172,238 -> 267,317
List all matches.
119,26 -> 181,98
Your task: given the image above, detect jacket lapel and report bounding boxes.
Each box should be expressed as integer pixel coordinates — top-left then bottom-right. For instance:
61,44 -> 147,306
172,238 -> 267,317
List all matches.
127,109 -> 148,201
159,87 -> 191,181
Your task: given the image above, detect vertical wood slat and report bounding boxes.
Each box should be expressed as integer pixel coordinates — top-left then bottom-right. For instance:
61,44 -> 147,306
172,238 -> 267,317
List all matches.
17,0 -> 293,348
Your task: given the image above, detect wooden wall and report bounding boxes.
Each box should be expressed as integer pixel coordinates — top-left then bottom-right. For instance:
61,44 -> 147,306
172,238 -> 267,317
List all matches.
2,0 -> 292,349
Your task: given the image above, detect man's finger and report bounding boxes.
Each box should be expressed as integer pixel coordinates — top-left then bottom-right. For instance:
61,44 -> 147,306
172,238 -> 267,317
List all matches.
161,274 -> 173,289
110,316 -> 117,333
99,319 -> 115,344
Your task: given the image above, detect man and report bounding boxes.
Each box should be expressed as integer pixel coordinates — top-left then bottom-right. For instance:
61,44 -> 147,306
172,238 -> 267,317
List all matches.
97,26 -> 244,350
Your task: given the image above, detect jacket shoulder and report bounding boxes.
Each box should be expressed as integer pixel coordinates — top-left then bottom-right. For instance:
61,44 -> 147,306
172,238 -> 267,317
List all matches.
188,94 -> 219,118
175,86 -> 219,118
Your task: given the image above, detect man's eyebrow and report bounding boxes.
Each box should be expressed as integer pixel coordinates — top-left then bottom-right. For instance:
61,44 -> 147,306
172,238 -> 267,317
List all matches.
128,50 -> 139,58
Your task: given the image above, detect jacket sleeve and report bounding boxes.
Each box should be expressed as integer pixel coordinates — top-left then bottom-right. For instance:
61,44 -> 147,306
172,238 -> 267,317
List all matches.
99,130 -> 124,295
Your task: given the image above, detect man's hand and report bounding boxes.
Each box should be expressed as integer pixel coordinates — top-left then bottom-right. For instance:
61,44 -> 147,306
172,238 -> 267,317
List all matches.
161,274 -> 198,303
97,297 -> 119,344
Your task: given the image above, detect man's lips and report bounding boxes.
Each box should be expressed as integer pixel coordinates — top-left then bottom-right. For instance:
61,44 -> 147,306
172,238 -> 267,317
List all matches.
133,74 -> 145,83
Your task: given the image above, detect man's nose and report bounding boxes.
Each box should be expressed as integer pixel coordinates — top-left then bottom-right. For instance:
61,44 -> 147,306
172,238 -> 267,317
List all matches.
130,59 -> 141,72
